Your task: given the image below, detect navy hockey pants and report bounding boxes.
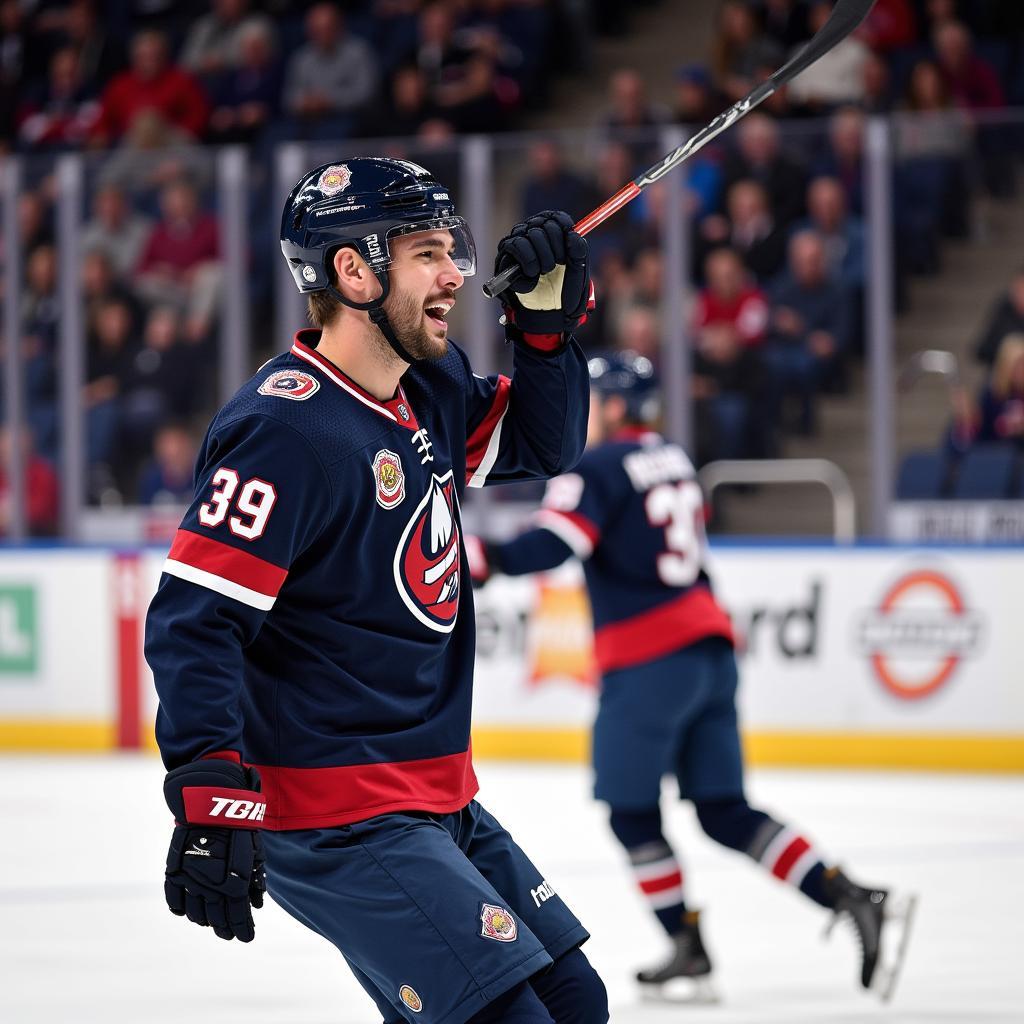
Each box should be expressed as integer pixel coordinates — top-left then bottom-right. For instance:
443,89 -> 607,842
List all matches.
262,799 -> 590,1024
592,636 -> 744,808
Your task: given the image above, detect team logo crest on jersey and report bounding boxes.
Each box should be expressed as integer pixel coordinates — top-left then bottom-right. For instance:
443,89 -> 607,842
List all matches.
318,164 -> 351,195
394,470 -> 461,633
373,449 -> 406,510
399,985 -> 422,1013
479,903 -> 517,942
258,370 -> 320,401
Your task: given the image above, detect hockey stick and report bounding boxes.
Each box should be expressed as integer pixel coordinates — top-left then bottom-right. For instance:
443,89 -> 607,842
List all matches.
482,0 -> 877,298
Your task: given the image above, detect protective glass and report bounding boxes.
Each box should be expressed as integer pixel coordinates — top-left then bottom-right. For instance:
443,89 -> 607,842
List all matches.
384,217 -> 477,276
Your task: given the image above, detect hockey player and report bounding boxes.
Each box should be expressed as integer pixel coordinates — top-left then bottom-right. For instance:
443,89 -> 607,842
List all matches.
468,351 -> 915,1002
146,157 -> 610,1024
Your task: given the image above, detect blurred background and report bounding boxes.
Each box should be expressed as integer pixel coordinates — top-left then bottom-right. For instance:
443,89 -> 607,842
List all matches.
1,1 -> 1022,1019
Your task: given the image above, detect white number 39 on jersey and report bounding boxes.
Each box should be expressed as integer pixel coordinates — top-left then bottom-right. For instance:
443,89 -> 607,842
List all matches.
198,467 -> 278,540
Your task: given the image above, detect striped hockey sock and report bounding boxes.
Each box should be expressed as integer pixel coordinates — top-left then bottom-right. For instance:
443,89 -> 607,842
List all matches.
748,820 -> 830,907
629,840 -> 688,934
608,807 -> 688,935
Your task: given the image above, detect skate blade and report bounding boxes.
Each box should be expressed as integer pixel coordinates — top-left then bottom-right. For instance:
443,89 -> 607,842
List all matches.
872,892 -> 918,1003
639,975 -> 720,1005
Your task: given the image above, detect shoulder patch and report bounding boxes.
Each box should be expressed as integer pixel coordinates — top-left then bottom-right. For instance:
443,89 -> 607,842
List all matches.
373,449 -> 406,509
258,370 -> 320,401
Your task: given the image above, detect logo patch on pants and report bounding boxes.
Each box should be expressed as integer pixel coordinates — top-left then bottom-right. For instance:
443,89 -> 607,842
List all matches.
399,985 -> 422,1012
480,903 -> 517,942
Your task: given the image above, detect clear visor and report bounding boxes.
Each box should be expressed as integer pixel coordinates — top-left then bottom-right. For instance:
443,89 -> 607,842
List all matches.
384,217 -> 477,277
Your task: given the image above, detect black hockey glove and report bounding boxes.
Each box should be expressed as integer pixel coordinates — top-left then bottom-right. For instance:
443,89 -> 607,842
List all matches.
163,760 -> 267,942
494,210 -> 593,346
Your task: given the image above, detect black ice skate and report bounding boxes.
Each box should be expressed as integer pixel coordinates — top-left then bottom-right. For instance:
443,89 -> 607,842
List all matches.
823,867 -> 917,1002
636,910 -> 718,1004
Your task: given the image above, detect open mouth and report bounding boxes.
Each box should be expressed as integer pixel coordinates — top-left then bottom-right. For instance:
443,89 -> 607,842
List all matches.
424,300 -> 453,329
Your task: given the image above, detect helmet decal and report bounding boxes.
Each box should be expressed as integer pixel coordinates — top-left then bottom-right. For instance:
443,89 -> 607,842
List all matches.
317,164 -> 351,196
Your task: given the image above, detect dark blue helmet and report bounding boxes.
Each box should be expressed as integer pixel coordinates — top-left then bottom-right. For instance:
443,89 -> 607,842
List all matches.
279,157 -> 476,296
588,350 -> 660,423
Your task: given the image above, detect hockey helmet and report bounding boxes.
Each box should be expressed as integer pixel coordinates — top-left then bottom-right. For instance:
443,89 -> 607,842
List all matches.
280,157 -> 477,298
587,350 -> 661,423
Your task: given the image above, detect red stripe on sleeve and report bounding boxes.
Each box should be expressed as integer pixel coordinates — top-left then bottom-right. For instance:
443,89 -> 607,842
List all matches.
556,510 -> 600,545
639,870 -> 683,895
519,332 -> 563,352
200,750 -> 243,764
466,375 -> 511,474
772,837 -> 811,881
168,529 -> 288,596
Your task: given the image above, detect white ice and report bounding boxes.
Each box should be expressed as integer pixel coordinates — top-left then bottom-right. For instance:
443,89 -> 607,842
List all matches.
3,756 -> 1022,1023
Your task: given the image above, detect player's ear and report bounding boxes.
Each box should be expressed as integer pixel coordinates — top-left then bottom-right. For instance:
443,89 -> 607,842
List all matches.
333,246 -> 383,303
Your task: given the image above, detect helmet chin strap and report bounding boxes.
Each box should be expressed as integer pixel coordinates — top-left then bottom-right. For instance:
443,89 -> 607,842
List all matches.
326,271 -> 425,367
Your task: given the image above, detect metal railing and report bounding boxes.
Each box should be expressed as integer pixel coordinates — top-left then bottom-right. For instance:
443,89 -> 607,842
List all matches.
698,459 -> 857,543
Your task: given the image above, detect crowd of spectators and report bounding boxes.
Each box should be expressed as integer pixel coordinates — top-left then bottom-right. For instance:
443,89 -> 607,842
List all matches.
2,0 -> 1024,528
0,0 -> 577,523
516,0 -> 1024,466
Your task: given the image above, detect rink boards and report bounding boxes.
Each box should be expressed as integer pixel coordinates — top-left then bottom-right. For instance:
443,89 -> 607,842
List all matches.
0,544 -> 1020,771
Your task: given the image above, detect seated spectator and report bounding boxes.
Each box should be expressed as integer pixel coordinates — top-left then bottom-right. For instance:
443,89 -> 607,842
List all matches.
711,0 -> 783,103
975,268 -> 1024,365
81,247 -> 143,329
21,244 -> 60,459
692,248 -> 772,463
616,306 -> 660,364
606,247 -> 666,344
698,178 -> 787,283
759,0 -> 809,51
812,106 -> 866,215
81,183 -> 153,281
18,190 -> 55,252
693,246 -> 770,349
586,141 -> 645,267
767,230 -> 853,433
97,110 -> 213,196
16,45 -> 99,150
932,18 -> 1010,196
206,19 -> 281,145
857,0 -> 916,53
374,64 -> 442,139
860,49 -> 895,114
124,305 -> 211,431
603,68 -> 666,136
950,335 -> 1024,452
282,2 -> 378,140
897,59 -> 972,160
59,0 -> 126,97
180,0 -> 273,84
786,1 -> 870,112
672,64 -> 723,127
138,423 -> 197,506
85,296 -> 137,474
792,176 -> 866,295
933,20 -> 1005,112
723,113 -> 807,227
91,29 -> 209,145
0,427 -> 59,537
405,0 -> 519,133
521,140 -> 593,222
134,178 -> 221,342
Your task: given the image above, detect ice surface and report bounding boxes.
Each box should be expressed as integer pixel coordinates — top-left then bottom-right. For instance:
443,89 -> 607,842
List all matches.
2,756 -> 1021,1023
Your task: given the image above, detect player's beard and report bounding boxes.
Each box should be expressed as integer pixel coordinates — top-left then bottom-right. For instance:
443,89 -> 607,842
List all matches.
377,284 -> 449,364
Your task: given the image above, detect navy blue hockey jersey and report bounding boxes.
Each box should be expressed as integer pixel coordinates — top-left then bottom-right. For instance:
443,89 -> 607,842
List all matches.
489,428 -> 733,673
146,330 -> 588,829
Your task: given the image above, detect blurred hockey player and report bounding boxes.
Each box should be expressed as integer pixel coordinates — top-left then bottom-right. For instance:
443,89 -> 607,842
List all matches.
146,157 -> 610,1024
468,352 -> 915,1002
